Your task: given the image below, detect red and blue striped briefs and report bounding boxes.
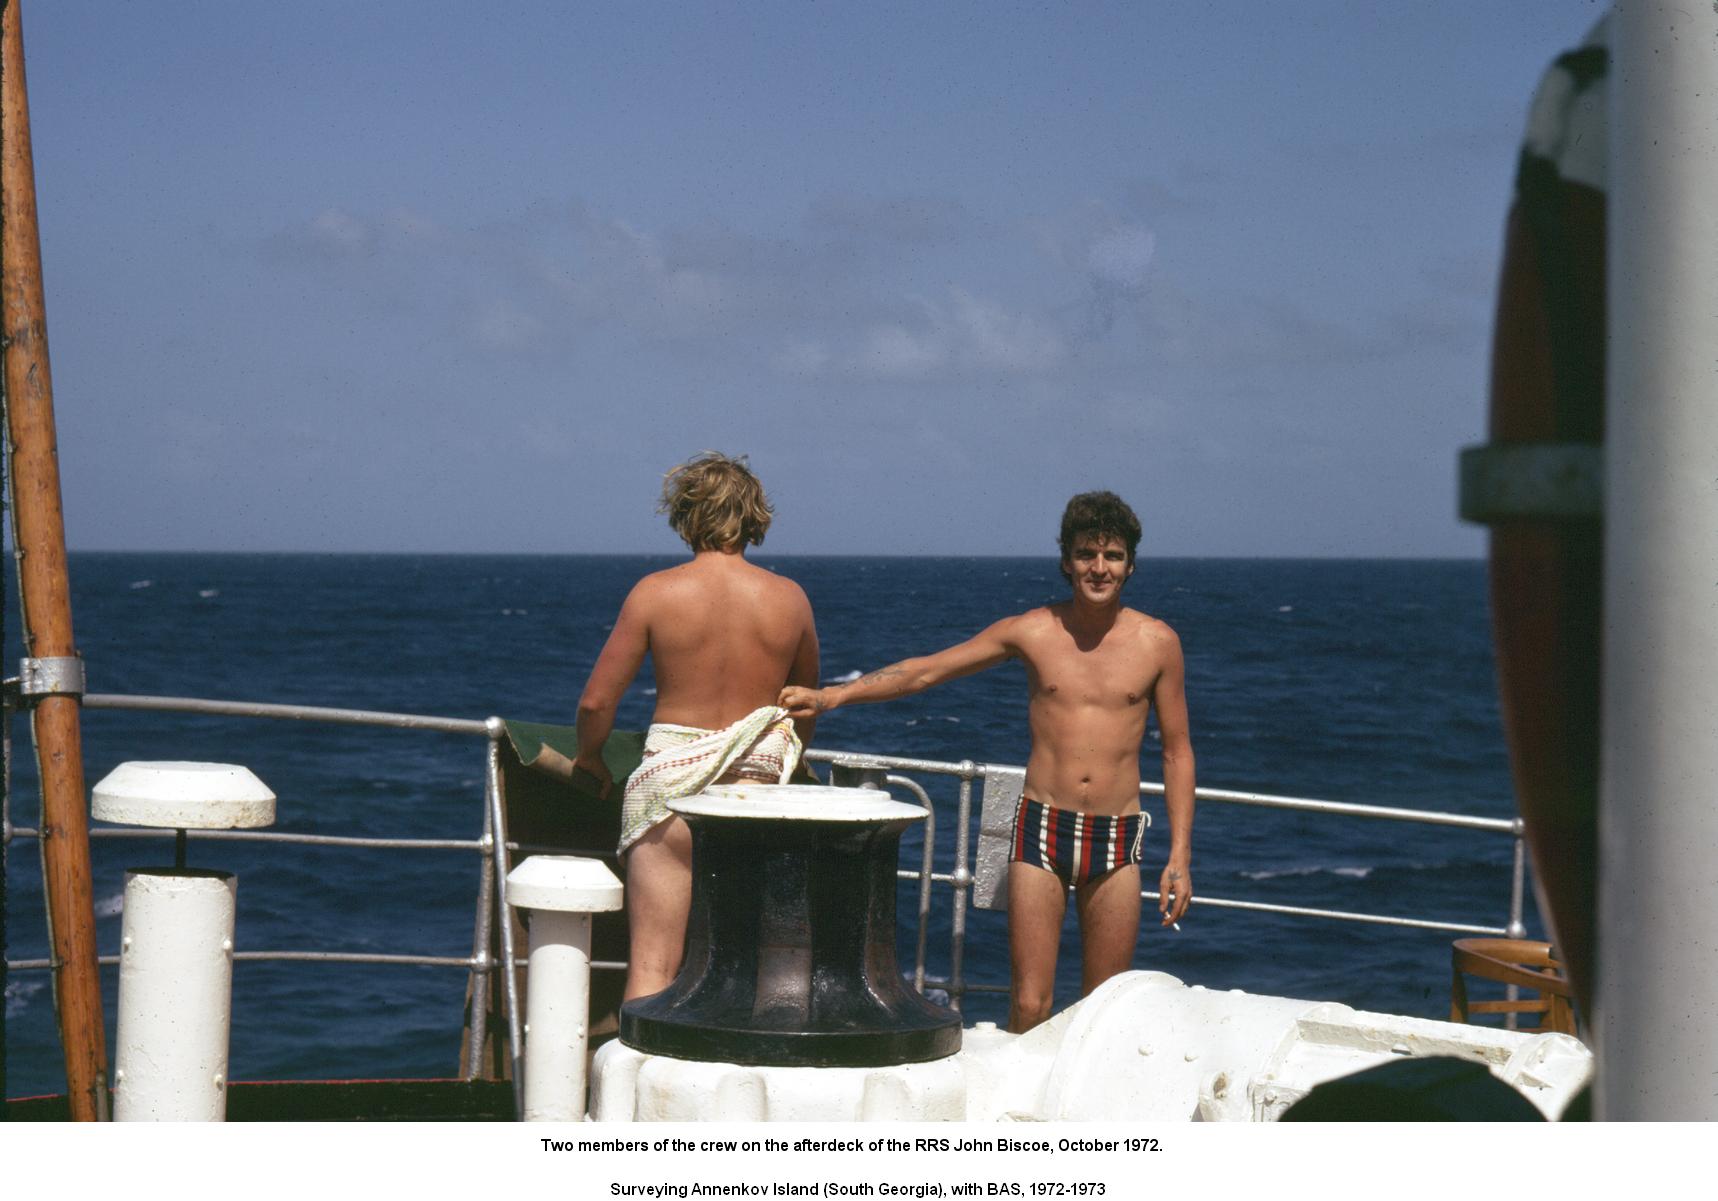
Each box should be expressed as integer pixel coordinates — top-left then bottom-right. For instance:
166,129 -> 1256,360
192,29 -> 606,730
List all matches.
1010,795 -> 1145,887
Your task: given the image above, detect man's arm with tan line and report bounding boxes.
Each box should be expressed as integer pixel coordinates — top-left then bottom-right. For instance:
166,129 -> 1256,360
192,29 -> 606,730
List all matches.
1151,627 -> 1195,926
778,617 -> 1019,718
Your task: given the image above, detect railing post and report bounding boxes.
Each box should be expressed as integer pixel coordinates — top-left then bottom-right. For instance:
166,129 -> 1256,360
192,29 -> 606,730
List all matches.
885,774 -> 937,994
948,765 -> 976,1013
460,781 -> 497,1081
483,719 -> 525,1119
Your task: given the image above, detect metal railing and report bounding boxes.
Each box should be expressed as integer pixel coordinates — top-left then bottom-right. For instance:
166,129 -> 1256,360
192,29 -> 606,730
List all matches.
4,689 -> 1529,1094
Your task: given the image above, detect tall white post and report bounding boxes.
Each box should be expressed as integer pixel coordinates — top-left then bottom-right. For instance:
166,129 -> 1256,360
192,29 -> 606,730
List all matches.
1598,0 -> 1718,1120
113,870 -> 238,1120
506,856 -> 624,1122
93,761 -> 276,1121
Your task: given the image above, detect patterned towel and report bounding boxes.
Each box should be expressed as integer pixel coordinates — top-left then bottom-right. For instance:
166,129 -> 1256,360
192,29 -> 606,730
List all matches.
617,705 -> 801,853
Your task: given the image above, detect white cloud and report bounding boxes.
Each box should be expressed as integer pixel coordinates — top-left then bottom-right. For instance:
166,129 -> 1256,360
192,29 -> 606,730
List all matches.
305,208 -> 374,255
861,322 -> 946,378
804,288 -> 1066,382
947,289 -> 1065,373
274,197 -> 1081,379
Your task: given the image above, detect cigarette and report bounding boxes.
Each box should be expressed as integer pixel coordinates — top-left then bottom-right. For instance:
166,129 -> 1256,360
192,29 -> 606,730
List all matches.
1171,921 -> 1182,931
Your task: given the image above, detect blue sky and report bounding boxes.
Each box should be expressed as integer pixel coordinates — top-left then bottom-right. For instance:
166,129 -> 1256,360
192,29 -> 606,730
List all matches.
15,1 -> 1604,556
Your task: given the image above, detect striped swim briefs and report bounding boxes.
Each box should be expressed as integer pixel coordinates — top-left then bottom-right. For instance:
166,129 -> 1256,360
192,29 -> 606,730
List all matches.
1010,796 -> 1146,887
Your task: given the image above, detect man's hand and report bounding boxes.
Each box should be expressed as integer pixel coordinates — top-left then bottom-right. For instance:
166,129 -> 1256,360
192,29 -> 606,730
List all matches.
571,753 -> 614,800
1158,863 -> 1191,926
778,685 -> 830,718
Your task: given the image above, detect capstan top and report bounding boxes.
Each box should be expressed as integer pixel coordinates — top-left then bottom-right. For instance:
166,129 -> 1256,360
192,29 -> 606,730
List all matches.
670,782 -> 925,823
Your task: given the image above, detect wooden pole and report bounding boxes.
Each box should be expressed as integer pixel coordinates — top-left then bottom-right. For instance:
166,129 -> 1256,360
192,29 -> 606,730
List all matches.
2,0 -> 110,1120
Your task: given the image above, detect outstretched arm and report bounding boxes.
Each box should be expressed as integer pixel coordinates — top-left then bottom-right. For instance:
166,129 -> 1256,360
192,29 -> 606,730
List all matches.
779,618 -> 1018,718
573,586 -> 650,797
1151,628 -> 1194,926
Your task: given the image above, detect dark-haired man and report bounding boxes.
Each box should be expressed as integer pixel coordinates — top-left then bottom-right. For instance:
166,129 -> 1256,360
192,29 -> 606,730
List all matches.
780,492 -> 1193,1032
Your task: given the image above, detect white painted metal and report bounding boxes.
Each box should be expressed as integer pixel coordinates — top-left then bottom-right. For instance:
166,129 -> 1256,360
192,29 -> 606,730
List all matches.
92,761 -> 276,829
507,854 -> 625,915
506,855 -> 623,1122
1597,0 -> 1718,1122
592,971 -> 1591,1123
672,783 -> 920,822
589,1038 -> 968,1121
112,869 -> 237,1121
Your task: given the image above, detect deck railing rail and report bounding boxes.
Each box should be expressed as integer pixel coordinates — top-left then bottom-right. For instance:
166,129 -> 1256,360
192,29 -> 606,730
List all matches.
4,689 -> 1529,1106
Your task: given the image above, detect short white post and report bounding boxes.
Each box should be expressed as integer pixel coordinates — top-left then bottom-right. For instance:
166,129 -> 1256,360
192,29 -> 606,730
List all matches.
93,761 -> 276,1121
114,869 -> 238,1120
506,855 -> 624,1122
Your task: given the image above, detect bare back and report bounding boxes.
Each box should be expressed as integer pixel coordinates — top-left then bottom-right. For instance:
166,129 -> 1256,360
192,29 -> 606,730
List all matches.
633,553 -> 816,729
1012,604 -> 1180,816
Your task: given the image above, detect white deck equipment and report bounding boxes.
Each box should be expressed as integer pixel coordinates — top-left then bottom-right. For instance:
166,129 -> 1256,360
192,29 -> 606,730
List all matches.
506,855 -> 624,1121
94,761 -> 275,1121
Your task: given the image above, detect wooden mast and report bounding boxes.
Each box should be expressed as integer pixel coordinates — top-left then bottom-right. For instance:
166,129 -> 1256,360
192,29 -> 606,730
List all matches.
2,0 -> 109,1120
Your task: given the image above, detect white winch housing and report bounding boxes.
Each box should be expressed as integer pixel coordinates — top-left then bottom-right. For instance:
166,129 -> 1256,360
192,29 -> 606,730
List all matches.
592,970 -> 1592,1122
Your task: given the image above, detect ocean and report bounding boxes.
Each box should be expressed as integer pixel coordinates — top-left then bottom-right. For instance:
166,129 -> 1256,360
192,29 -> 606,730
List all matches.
3,553 -> 1534,1099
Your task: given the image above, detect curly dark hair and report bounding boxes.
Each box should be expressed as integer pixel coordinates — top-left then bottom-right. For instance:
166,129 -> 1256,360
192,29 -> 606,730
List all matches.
1057,491 -> 1142,584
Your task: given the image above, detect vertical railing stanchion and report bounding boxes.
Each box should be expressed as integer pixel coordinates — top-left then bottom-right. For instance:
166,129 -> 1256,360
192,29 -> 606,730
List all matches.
1506,820 -> 1528,939
483,720 -> 524,1118
886,774 -> 936,993
462,774 -> 496,1081
948,764 -> 976,1013
1504,818 -> 1530,1030
3,690 -> 13,849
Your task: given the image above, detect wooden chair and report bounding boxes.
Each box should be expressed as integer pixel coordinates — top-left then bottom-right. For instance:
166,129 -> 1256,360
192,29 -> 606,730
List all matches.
1450,938 -> 1578,1035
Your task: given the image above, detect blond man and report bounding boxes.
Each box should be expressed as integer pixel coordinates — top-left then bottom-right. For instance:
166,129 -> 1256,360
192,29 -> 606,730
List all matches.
575,452 -> 820,1000
781,492 -> 1193,1032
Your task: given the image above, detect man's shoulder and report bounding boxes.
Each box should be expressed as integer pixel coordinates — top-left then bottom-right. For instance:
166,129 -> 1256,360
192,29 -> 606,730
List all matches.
1123,609 -> 1182,649
632,562 -> 687,593
748,562 -> 812,605
627,561 -> 704,608
994,605 -> 1057,637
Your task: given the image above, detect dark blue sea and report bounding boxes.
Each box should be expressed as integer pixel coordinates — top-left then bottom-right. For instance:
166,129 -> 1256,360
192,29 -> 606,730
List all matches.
3,554 -> 1535,1100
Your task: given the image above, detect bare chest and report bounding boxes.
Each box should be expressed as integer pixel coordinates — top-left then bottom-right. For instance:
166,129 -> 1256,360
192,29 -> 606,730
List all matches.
1024,639 -> 1158,710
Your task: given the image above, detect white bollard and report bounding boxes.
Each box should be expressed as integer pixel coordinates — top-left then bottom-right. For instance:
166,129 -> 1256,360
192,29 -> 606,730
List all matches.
506,856 -> 625,1122
113,869 -> 238,1120
93,761 -> 276,1122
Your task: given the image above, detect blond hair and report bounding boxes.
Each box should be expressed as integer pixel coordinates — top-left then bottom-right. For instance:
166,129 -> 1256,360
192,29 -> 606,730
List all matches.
659,452 -> 773,551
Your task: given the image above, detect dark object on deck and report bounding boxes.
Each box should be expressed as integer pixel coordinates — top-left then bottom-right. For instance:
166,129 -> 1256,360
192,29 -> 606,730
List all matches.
1280,1056 -> 1545,1122
621,792 -> 961,1067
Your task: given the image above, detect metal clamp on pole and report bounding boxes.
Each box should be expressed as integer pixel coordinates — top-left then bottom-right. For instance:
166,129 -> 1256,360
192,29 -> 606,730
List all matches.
1458,443 -> 1602,524
19,654 -> 86,701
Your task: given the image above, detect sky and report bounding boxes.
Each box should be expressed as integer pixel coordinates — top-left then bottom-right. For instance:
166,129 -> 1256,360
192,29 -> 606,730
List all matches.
11,0 -> 1606,557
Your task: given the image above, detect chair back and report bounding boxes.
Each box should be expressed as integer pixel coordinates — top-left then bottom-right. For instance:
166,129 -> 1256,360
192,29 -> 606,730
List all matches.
1450,937 -> 1578,1035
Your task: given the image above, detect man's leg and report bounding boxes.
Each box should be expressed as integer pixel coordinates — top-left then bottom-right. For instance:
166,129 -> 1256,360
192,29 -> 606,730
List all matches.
622,815 -> 693,1001
1074,863 -> 1142,995
1007,862 -> 1067,1033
